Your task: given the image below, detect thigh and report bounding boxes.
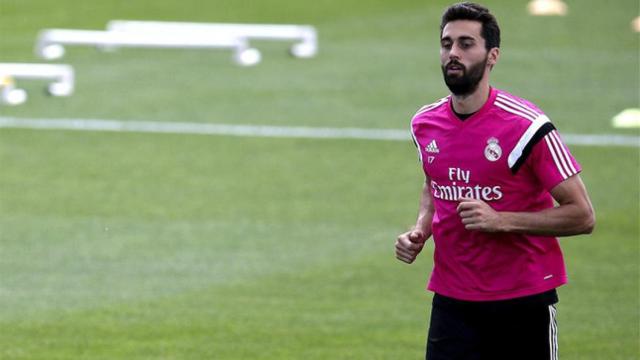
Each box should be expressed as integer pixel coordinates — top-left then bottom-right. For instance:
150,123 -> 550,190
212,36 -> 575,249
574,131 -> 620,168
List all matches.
484,303 -> 558,360
426,296 -> 483,360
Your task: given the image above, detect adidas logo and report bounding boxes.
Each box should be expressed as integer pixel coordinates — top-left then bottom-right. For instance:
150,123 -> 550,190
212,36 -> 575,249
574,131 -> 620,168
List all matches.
425,139 -> 439,153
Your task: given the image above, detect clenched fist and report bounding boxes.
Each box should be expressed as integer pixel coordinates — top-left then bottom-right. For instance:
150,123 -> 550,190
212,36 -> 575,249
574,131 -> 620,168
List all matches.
457,197 -> 504,232
395,229 -> 428,264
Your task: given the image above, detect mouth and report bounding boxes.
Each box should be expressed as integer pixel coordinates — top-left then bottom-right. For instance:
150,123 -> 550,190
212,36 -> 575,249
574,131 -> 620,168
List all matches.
446,63 -> 464,73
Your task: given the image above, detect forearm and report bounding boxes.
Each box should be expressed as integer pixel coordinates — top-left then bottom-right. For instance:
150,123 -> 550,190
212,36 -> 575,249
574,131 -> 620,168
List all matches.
458,175 -> 595,236
396,180 -> 434,264
499,175 -> 595,236
499,203 -> 595,236
414,181 -> 435,234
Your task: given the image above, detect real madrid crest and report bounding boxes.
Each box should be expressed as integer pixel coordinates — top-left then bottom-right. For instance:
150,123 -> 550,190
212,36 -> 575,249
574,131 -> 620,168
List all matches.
484,137 -> 502,162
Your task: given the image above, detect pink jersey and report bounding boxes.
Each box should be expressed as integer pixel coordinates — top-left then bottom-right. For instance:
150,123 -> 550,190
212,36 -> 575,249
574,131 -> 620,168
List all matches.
410,87 -> 581,301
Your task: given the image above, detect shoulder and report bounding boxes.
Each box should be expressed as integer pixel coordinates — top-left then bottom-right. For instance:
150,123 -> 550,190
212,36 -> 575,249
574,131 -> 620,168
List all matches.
410,96 -> 450,135
492,90 -> 546,123
492,89 -> 555,150
410,96 -> 449,151
493,91 -> 561,173
412,96 -> 450,120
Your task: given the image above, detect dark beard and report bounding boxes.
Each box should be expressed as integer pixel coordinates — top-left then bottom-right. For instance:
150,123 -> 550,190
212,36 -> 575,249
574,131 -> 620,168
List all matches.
441,55 -> 488,96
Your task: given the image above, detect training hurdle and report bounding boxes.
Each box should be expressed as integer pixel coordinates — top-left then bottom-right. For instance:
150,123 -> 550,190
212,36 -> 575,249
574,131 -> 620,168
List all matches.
106,20 -> 318,59
35,29 -> 261,66
35,21 -> 318,66
0,63 -> 74,105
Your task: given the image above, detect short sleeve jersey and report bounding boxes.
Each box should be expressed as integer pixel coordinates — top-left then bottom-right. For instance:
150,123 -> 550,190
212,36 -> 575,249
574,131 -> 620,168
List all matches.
410,87 -> 581,301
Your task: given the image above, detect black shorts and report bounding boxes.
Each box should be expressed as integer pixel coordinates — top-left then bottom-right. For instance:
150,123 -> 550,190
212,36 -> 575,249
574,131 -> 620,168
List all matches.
426,290 -> 559,360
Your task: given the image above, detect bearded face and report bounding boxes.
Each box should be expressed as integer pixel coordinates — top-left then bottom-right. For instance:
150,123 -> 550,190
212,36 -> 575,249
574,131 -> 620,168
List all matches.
441,53 -> 489,96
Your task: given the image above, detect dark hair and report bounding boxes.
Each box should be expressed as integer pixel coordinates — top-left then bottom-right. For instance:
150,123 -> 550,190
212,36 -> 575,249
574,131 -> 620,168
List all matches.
440,2 -> 501,50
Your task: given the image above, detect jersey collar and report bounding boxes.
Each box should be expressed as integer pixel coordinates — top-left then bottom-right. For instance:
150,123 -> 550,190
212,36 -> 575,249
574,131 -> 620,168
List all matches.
447,87 -> 498,124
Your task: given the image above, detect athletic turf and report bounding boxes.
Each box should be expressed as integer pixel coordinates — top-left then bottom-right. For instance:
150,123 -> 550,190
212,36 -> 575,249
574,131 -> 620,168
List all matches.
1,0 -> 638,358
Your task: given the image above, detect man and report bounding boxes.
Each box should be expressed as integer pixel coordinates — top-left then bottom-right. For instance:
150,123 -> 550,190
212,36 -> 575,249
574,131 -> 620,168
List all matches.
395,3 -> 595,360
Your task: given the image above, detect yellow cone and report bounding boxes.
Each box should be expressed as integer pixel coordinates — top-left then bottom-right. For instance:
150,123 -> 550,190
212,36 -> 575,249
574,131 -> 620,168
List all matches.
612,109 -> 640,129
0,75 -> 15,87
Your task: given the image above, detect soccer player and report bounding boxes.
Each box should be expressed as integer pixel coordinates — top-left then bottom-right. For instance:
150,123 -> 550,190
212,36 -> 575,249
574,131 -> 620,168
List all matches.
394,2 -> 595,360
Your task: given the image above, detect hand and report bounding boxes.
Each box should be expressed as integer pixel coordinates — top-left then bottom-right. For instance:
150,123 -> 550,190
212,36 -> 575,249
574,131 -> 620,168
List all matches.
457,197 -> 504,232
395,229 -> 428,264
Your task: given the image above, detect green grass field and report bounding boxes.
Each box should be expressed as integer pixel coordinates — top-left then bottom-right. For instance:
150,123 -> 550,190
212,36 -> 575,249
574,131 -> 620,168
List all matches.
1,0 -> 639,359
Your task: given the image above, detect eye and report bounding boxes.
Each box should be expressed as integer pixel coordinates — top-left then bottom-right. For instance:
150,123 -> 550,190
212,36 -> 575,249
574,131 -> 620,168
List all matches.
441,41 -> 452,49
460,41 -> 474,49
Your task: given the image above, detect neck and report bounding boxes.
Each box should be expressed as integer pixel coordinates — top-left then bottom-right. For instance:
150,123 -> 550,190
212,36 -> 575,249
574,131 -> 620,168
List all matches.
451,78 -> 491,114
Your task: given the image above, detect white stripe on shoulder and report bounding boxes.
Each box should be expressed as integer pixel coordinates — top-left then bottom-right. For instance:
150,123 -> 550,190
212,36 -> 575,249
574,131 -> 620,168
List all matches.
496,93 -> 541,118
413,97 -> 449,117
545,133 -> 569,179
495,99 -> 537,122
507,114 -> 551,168
548,131 -> 574,177
496,97 -> 539,120
551,130 -> 578,174
410,125 -> 423,163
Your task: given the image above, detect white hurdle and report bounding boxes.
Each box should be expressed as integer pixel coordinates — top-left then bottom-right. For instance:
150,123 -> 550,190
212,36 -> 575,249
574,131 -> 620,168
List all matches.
35,29 -> 261,66
0,63 -> 74,105
106,21 -> 318,59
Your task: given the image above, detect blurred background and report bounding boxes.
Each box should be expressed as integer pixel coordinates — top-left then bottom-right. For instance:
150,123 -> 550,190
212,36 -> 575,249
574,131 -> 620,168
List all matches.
0,0 -> 638,359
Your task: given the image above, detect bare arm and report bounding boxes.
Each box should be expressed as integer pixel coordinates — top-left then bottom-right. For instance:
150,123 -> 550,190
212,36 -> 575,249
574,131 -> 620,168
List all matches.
413,178 -> 436,233
396,178 -> 436,263
457,174 -> 595,236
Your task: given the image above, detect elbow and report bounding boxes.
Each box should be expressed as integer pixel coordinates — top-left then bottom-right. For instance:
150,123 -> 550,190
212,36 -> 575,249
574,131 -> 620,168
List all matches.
580,207 -> 596,235
581,216 -> 595,234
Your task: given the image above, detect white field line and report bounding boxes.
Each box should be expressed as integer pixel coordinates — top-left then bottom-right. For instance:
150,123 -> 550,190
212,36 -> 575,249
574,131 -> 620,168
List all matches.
0,116 -> 638,147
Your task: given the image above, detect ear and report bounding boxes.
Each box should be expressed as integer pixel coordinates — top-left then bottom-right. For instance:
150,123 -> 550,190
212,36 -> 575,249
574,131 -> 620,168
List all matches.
487,47 -> 500,67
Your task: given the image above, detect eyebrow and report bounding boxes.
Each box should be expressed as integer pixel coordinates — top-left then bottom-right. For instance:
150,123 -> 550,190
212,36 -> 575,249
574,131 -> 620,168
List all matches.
441,35 -> 477,42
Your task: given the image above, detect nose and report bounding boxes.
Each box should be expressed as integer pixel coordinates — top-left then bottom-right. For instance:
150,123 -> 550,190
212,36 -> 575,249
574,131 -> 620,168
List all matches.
448,44 -> 462,60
